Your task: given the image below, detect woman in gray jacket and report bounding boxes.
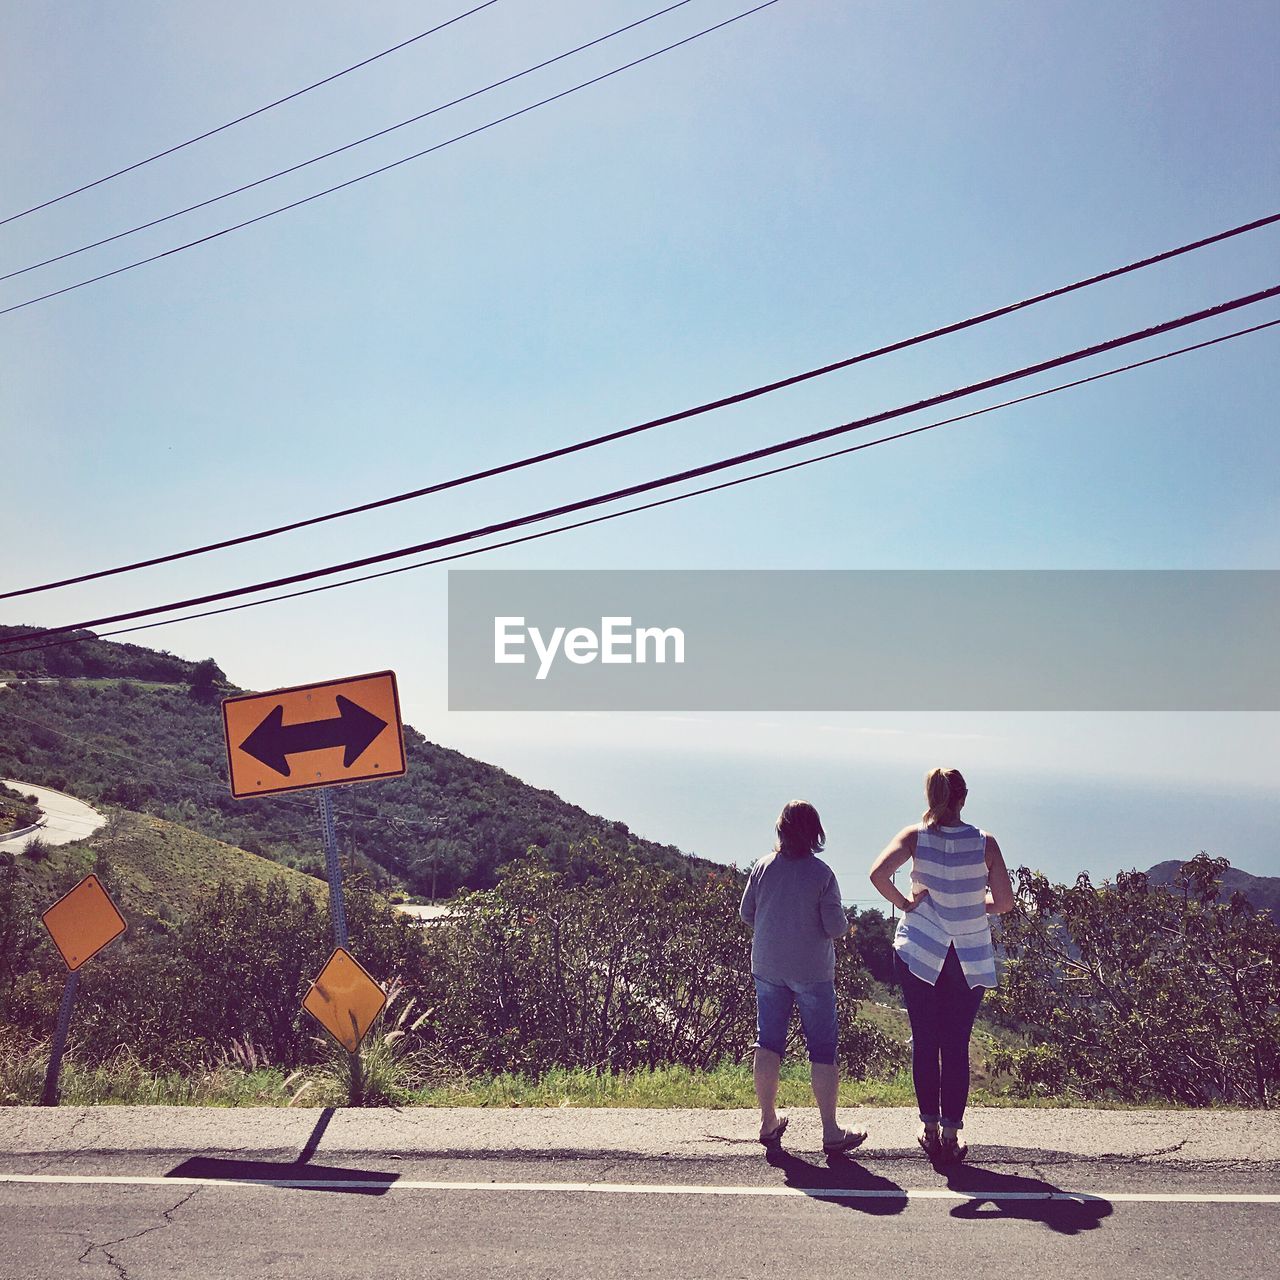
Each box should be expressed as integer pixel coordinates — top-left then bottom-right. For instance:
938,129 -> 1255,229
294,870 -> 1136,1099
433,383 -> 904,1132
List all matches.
740,800 -> 866,1154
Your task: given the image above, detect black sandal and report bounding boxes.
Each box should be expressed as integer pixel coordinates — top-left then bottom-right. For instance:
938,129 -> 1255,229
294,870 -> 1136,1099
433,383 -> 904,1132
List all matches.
822,1127 -> 868,1155
759,1116 -> 789,1149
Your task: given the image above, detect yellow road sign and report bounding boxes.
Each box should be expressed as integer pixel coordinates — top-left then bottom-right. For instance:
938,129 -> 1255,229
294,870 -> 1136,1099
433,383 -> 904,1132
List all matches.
302,947 -> 387,1052
222,670 -> 406,798
41,873 -> 127,971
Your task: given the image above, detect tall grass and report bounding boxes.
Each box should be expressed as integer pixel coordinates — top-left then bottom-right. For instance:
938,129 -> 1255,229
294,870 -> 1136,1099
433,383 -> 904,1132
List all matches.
0,1039 -> 294,1106
1,1036 -> 1209,1109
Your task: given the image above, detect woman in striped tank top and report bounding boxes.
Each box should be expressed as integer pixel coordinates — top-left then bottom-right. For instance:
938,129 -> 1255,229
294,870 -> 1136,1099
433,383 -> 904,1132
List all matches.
869,768 -> 1014,1164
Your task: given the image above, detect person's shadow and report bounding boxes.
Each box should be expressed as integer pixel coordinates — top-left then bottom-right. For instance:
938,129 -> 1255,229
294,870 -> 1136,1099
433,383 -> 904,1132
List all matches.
944,1163 -> 1112,1235
765,1146 -> 907,1216
166,1107 -> 400,1197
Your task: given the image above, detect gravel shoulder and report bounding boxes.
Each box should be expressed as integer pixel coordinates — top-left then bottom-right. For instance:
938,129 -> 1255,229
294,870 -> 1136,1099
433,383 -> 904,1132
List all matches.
2,1104 -> 1276,1172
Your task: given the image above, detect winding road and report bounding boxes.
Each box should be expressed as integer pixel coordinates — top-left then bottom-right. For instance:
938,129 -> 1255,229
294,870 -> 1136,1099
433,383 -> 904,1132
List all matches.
0,779 -> 105,852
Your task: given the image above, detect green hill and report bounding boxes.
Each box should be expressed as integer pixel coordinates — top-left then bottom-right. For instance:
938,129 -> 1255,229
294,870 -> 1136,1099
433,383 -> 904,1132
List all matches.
11,809 -> 325,929
0,624 -> 220,684
0,627 -> 708,896
1146,859 -> 1280,924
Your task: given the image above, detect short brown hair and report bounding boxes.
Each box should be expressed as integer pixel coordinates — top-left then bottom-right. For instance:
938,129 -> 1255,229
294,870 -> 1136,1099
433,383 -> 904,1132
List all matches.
774,800 -> 825,858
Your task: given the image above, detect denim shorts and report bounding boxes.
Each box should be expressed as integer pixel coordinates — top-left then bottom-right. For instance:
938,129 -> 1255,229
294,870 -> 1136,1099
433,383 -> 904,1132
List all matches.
752,976 -> 839,1065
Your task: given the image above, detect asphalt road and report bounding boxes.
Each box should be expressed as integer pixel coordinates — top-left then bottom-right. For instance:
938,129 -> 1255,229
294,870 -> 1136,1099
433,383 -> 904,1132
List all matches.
0,779 -> 105,852
2,1107 -> 1277,1279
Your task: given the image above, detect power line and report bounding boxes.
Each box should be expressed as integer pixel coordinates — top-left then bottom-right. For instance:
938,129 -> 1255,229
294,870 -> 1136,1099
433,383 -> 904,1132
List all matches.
0,317 -> 1270,679
4,211 -> 1277,603
0,1 -> 781,319
36,313 -> 1272,652
0,1 -> 501,228
0,1 -> 698,285
3,286 -> 1275,655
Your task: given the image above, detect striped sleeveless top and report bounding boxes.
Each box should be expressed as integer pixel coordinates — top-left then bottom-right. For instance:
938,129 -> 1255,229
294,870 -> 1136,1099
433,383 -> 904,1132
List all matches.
893,822 -> 997,989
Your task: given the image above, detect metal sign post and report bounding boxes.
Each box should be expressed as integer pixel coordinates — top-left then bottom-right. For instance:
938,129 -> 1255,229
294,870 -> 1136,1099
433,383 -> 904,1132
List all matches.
317,787 -> 349,951
315,790 -> 364,1101
38,873 -> 128,1106
41,969 -> 81,1106
222,670 -> 406,1102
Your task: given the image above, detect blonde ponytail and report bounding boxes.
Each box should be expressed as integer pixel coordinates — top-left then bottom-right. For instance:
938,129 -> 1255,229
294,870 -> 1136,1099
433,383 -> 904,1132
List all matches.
922,767 -> 967,828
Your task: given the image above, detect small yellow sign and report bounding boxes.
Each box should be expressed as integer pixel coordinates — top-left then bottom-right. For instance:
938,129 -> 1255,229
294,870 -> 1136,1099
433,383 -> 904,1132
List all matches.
221,671 -> 407,799
302,947 -> 387,1052
41,873 -> 127,971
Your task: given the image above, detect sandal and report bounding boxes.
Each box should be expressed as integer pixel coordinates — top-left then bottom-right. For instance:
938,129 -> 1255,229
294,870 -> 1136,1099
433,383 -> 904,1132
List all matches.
938,1132 -> 968,1165
918,1127 -> 942,1160
759,1116 -> 789,1149
822,1127 -> 868,1155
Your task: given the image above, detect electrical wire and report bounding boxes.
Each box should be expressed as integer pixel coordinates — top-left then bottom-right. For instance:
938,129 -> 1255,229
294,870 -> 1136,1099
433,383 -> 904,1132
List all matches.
0,1 -> 698,284
3,287 -> 1275,657
4,209 -> 1277,603
0,1 -> 781,319
0,1 -> 501,228
36,312 -> 1269,652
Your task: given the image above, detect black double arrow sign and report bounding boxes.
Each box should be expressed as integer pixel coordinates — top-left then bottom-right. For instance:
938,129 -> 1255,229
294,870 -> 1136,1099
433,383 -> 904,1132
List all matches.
239,696 -> 387,778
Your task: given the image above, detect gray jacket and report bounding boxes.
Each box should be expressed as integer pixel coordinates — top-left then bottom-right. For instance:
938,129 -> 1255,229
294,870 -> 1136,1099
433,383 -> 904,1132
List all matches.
739,852 -> 848,983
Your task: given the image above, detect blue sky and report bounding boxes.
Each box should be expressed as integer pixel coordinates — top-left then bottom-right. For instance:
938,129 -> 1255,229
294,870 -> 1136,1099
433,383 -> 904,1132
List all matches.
2,2 -> 1278,874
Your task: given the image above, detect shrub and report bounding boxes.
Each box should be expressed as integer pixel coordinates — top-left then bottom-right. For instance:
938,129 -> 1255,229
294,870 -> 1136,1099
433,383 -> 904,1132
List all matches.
406,844 -> 897,1079
988,854 -> 1280,1106
22,837 -> 51,863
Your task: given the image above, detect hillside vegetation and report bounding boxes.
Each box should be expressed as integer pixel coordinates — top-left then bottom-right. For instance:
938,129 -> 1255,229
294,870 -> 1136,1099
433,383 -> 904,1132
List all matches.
0,631 -> 705,897
11,810 -> 324,929
0,784 -> 40,837
2,627 -> 1276,1110
0,625 -> 216,684
1146,858 -> 1280,924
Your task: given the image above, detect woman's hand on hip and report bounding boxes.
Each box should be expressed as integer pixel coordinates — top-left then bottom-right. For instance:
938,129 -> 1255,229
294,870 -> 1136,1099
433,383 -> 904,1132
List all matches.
904,887 -> 929,912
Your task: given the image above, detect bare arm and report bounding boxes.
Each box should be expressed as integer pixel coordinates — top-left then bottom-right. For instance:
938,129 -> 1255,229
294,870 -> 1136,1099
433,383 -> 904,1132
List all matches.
985,835 -> 1015,914
869,826 -> 926,913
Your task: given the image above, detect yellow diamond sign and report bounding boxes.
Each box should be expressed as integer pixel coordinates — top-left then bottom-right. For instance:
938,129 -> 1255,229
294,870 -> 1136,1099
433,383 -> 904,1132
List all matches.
41,873 -> 127,971
302,947 -> 387,1052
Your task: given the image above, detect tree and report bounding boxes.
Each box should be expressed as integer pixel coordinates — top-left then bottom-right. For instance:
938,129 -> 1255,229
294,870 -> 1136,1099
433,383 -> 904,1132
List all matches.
0,856 -> 43,1023
988,854 -> 1280,1105
409,845 -> 902,1078
849,907 -> 896,986
186,658 -> 224,703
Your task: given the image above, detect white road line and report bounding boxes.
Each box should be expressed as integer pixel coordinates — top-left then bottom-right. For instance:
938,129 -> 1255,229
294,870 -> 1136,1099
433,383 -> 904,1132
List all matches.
2,1174 -> 1278,1204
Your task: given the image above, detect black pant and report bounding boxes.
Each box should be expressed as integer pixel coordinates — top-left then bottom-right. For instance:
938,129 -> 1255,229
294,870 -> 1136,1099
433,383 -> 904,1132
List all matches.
895,946 -> 985,1130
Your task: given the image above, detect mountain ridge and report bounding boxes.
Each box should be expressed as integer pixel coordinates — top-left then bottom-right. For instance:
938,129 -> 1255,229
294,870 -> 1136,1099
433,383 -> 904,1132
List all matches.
1145,858 -> 1280,922
0,625 -> 713,896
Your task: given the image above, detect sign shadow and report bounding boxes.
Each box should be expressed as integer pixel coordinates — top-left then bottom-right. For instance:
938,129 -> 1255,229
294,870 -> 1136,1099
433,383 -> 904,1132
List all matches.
166,1106 -> 400,1197
945,1164 -> 1113,1235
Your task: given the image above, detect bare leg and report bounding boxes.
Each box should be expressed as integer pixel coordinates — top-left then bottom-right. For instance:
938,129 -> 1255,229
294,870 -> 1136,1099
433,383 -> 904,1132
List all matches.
811,1061 -> 842,1142
754,1048 -> 782,1136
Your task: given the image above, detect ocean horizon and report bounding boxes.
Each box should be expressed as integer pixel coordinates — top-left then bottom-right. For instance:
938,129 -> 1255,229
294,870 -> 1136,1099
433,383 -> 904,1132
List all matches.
452,739 -> 1279,906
